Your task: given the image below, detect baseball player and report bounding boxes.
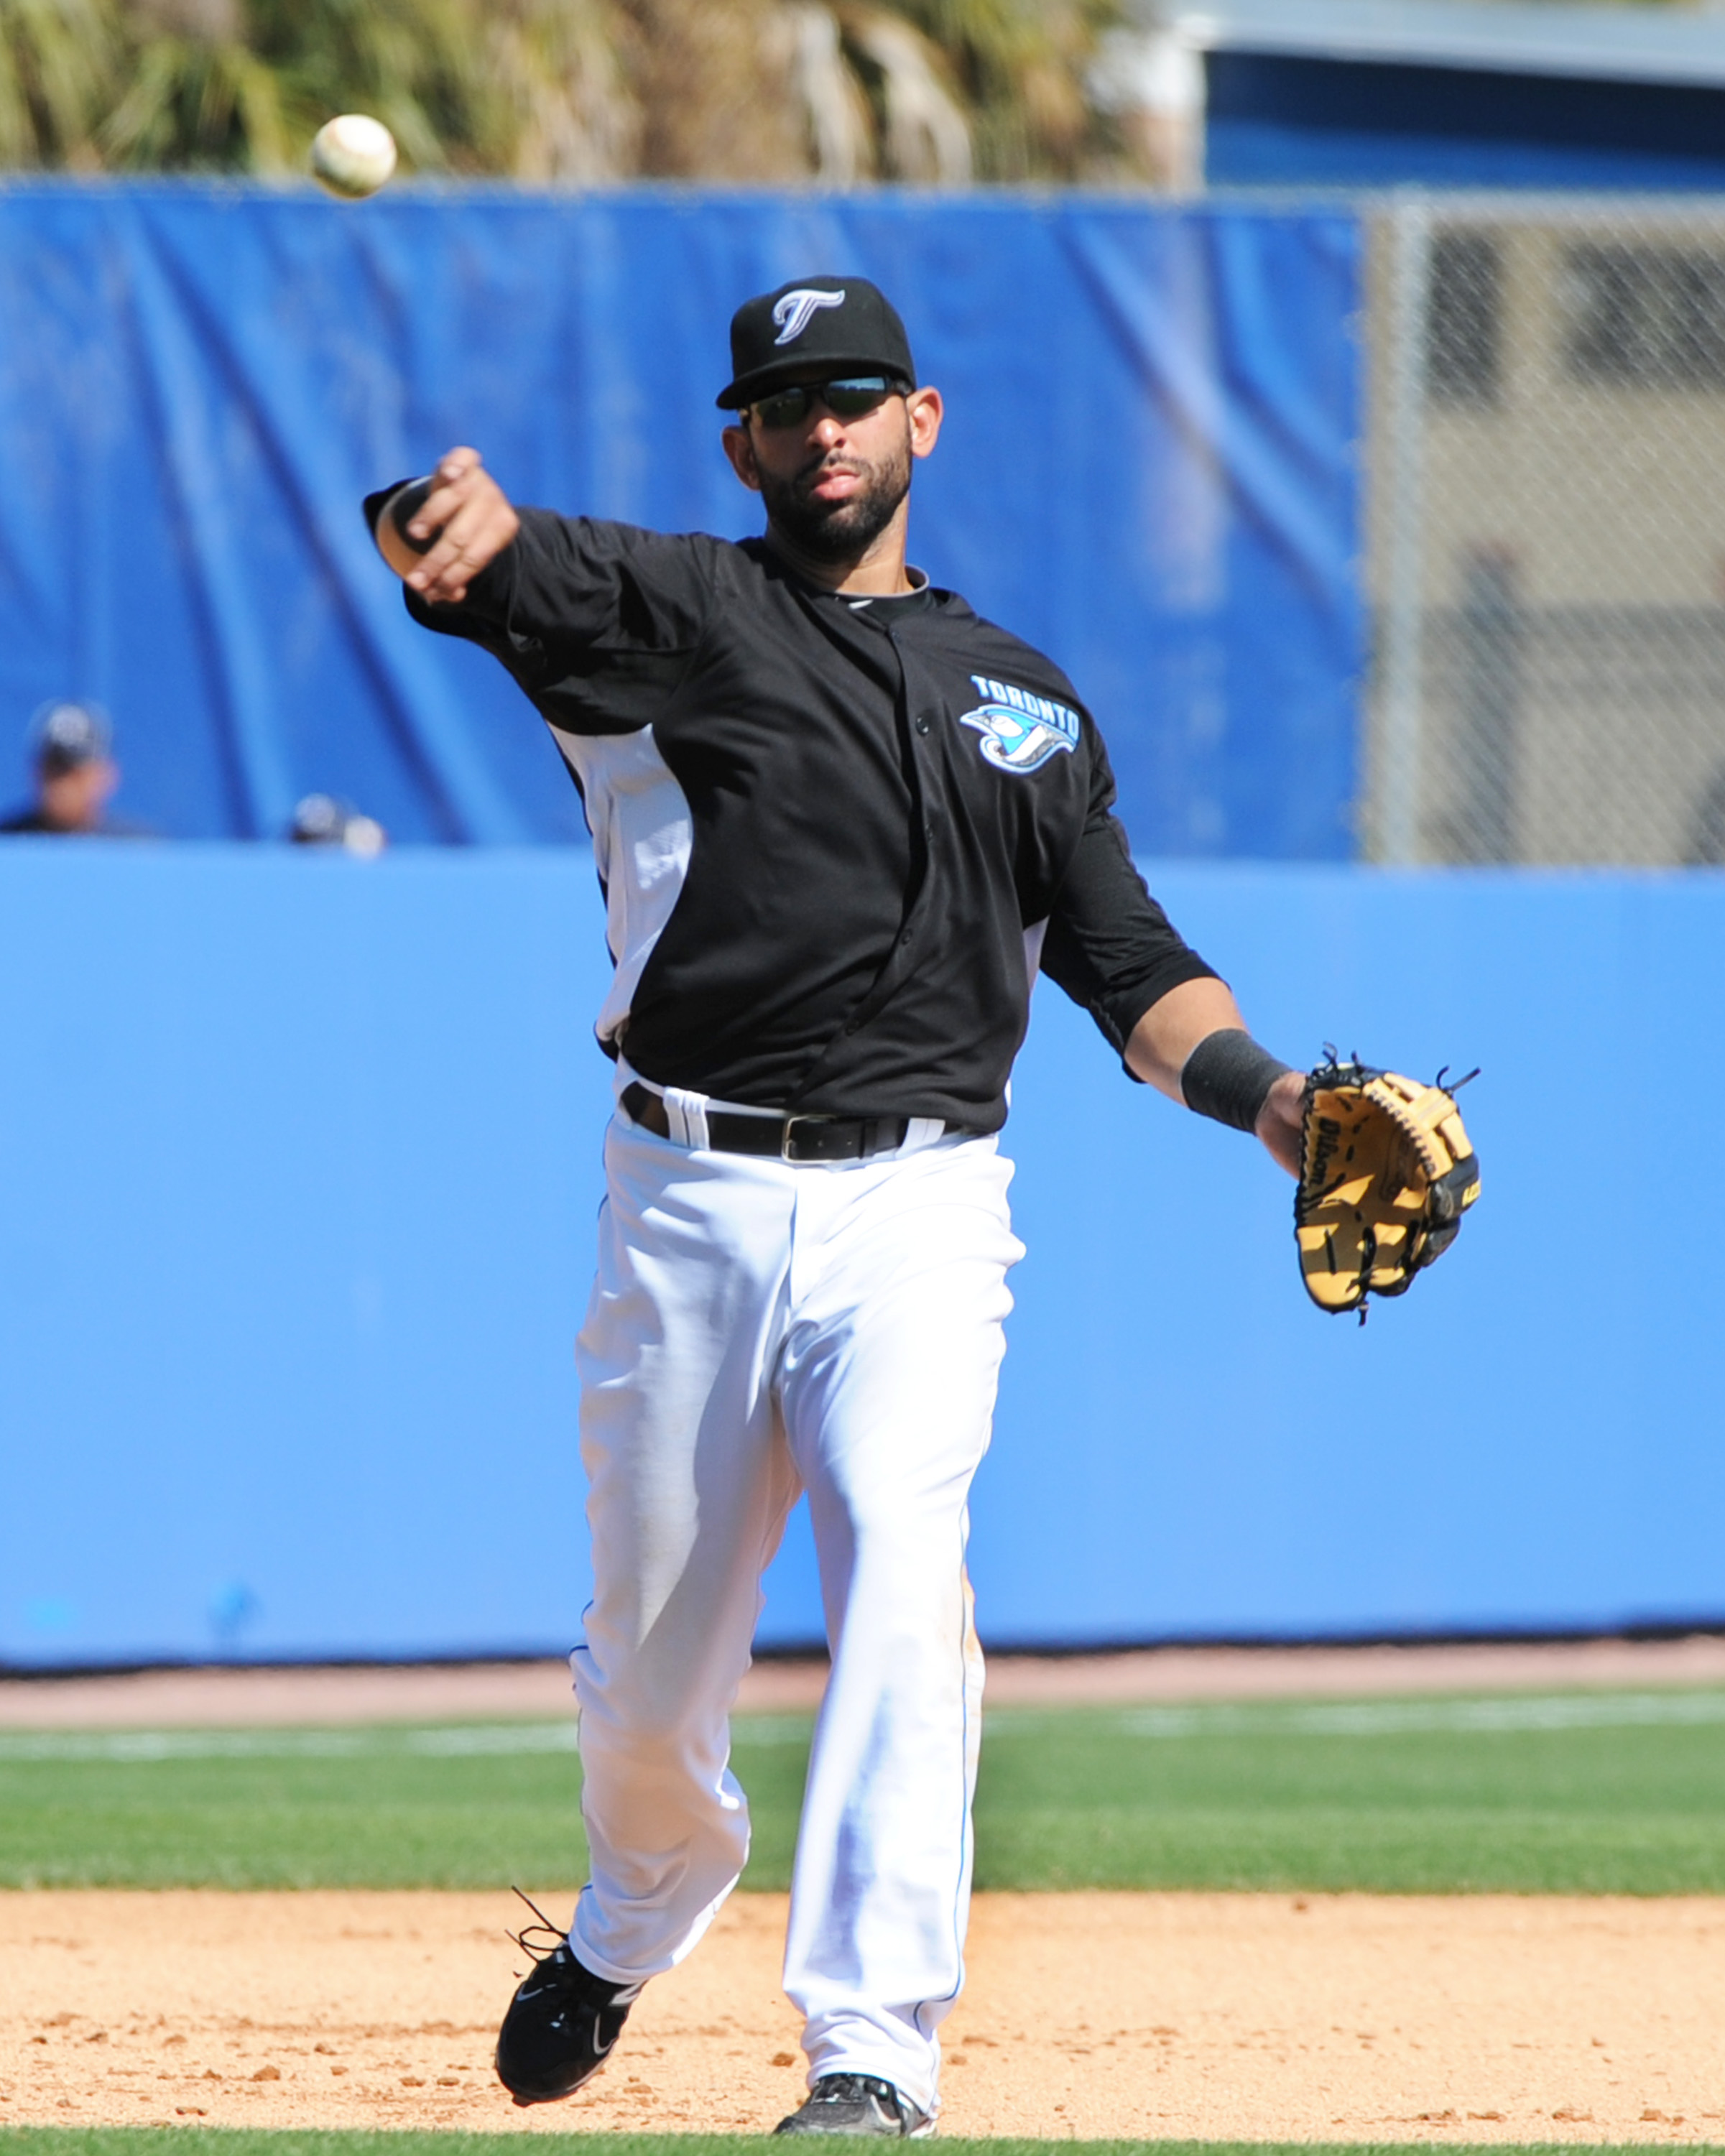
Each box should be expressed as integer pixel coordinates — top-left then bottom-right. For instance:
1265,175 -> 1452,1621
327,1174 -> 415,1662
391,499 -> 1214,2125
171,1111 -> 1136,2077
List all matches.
368,274 -> 1303,2137
0,703 -> 138,838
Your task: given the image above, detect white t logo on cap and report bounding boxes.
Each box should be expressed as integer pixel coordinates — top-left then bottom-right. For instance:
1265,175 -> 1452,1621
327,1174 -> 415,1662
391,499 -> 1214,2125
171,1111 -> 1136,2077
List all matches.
772,287 -> 846,346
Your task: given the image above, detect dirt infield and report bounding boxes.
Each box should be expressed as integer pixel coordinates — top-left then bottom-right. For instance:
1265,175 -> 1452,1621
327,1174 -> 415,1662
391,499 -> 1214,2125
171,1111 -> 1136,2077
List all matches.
1,1889 -> 1722,2142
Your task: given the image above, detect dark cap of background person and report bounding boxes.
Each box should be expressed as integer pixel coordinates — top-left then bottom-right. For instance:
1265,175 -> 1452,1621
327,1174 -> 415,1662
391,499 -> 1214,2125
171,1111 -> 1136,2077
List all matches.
34,701 -> 112,777
716,277 -> 916,411
289,792 -> 387,857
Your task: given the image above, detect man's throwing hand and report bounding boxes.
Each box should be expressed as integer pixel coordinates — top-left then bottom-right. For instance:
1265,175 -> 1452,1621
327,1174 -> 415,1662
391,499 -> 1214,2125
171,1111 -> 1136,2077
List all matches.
375,448 -> 520,605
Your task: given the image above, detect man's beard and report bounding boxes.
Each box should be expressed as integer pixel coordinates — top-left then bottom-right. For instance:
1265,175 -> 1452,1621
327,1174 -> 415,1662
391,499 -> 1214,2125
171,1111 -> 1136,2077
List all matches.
759,423 -> 912,563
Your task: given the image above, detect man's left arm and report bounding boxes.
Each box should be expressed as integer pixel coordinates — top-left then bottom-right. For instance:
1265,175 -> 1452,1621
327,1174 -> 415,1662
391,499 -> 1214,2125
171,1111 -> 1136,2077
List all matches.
1039,809 -> 1303,1178
1124,981 -> 1303,1177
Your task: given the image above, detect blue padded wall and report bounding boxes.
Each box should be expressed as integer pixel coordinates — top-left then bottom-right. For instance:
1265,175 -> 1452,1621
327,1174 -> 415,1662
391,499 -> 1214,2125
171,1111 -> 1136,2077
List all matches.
1,847 -> 1721,1666
0,183 -> 1361,861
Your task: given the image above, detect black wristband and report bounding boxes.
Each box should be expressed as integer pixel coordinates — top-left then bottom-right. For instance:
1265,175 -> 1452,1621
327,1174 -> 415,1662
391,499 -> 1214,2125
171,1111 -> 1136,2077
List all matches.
1180,1029 -> 1294,1134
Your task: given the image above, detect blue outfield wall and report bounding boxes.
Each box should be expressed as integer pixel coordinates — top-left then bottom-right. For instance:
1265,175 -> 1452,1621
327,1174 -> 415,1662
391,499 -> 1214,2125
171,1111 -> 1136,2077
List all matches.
2,847 -> 1722,1667
0,183 -> 1361,861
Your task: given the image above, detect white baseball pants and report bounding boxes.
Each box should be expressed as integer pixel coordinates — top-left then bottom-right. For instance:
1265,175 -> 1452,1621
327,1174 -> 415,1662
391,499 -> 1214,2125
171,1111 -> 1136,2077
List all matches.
565,1106 -> 1023,2118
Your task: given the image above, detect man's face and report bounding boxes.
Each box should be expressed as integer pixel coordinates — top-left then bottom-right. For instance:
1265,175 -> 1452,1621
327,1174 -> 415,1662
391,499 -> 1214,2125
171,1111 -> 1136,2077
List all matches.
39,756 -> 117,832
722,379 -> 943,565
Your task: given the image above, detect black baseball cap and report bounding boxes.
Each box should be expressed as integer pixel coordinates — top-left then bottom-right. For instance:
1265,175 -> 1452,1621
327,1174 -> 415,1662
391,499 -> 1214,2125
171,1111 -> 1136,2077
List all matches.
717,276 -> 916,410
33,700 -> 111,775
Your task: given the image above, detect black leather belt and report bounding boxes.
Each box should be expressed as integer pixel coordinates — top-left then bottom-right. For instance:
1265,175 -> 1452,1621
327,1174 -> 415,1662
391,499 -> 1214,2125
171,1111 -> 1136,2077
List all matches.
622,1081 -> 910,1163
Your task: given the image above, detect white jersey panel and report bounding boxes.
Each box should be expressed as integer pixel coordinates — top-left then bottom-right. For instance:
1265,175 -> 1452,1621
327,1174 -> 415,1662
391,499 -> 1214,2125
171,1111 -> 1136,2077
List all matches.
549,723 -> 692,1048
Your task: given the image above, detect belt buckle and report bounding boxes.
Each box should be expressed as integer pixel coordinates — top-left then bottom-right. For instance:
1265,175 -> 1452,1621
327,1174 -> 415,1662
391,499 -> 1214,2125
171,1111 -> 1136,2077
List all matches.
781,1113 -> 837,1164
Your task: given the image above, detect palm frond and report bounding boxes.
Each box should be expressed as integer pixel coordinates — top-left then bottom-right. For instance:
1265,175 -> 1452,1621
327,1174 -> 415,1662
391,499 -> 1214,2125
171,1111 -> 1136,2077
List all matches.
772,1 -> 873,183
838,6 -> 969,182
246,0 -> 486,172
128,0 -> 242,35
101,27 -> 290,170
0,22 -> 36,164
626,0 -> 813,181
225,41 -> 287,169
470,0 -> 639,182
875,0 -> 1127,177
0,0 -> 1134,186
0,0 -> 126,165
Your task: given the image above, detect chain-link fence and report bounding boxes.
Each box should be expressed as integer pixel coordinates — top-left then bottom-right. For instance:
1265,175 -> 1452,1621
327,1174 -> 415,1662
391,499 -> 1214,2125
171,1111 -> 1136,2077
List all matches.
1362,195 -> 1725,865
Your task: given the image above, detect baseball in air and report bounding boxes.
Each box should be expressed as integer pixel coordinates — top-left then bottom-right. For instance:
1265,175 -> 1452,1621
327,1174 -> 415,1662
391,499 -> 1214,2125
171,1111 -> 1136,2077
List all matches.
310,114 -> 397,199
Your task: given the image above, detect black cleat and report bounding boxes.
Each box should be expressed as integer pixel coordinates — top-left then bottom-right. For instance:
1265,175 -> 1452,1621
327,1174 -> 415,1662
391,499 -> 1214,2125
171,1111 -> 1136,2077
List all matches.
775,2073 -> 934,2137
494,1892 -> 642,2107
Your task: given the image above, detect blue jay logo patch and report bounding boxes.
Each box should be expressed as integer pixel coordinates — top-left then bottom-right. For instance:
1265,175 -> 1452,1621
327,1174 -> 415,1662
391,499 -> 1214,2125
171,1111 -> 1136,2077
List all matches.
772,287 -> 846,345
959,675 -> 1080,775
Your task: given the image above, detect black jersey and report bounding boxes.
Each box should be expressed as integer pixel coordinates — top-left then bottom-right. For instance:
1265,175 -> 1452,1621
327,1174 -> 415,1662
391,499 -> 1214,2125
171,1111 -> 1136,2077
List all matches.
379,502 -> 1216,1132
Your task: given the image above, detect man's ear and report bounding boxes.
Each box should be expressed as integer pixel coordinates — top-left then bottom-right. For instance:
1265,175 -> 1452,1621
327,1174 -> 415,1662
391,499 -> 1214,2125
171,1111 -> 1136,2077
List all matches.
907,387 -> 943,461
721,422 -> 762,493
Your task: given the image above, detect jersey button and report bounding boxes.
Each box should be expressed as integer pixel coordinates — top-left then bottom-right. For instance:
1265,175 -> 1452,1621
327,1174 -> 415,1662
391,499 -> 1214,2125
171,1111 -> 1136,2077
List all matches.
914,715 -> 931,735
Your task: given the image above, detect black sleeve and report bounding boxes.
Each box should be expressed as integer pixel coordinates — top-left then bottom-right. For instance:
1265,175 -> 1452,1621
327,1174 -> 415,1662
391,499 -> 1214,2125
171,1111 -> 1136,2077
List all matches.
362,487 -> 715,735
1040,734 -> 1219,1069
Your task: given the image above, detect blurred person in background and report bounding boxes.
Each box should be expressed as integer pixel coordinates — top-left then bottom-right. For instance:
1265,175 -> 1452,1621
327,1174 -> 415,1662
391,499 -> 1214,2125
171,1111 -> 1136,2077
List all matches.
0,702 -> 145,836
287,792 -> 388,856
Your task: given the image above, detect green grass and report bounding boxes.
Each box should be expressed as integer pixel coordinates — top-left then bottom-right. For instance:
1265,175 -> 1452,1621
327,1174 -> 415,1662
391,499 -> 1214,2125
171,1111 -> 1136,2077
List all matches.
0,1721 -> 803,1892
971,1694 -> 1725,1894
3,1690 -> 1725,1895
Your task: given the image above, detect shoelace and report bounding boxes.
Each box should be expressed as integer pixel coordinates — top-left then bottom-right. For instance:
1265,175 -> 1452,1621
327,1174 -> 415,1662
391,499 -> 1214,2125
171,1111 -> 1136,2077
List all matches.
504,1886 -> 642,2011
506,1885 -> 570,1971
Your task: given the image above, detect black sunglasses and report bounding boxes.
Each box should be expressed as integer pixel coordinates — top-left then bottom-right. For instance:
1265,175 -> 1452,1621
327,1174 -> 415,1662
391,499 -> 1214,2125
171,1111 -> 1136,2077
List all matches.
746,376 -> 901,430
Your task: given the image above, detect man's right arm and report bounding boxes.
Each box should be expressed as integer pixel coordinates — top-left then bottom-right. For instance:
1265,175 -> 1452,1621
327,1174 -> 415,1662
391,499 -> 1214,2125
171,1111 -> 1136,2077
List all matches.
370,448 -> 520,606
366,449 -> 719,736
